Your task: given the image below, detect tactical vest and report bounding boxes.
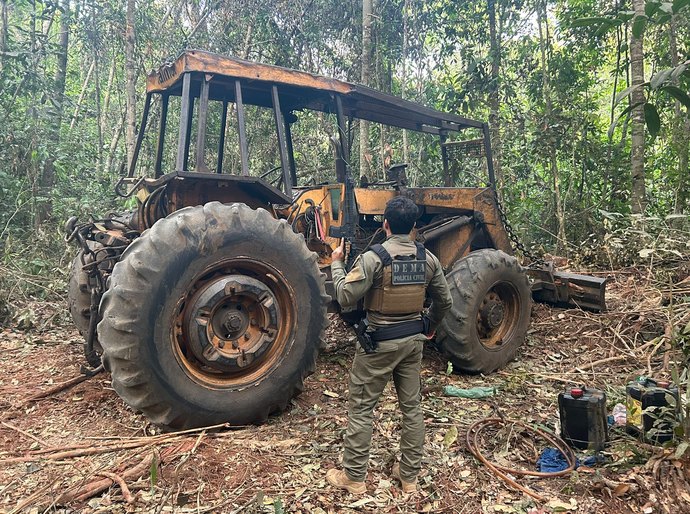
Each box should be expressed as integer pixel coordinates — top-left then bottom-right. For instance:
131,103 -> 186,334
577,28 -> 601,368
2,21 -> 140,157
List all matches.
364,242 -> 427,315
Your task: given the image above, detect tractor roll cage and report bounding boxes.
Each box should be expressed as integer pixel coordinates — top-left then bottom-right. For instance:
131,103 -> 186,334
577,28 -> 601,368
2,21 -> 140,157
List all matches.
127,50 -> 496,197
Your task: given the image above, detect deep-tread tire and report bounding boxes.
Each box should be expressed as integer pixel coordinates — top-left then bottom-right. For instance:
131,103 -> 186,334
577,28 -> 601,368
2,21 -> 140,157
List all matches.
437,249 -> 531,374
98,202 -> 329,430
68,242 -> 102,366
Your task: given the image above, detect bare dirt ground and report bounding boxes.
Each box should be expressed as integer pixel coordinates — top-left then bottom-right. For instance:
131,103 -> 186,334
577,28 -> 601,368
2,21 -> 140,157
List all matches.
1,270 -> 689,514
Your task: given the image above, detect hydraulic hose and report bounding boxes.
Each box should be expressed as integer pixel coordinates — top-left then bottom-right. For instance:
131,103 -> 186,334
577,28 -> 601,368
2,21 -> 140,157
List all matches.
465,417 -> 576,501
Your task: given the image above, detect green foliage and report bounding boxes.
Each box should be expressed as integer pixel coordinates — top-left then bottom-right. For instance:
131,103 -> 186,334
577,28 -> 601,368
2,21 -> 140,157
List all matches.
574,211 -> 690,268
0,0 -> 689,304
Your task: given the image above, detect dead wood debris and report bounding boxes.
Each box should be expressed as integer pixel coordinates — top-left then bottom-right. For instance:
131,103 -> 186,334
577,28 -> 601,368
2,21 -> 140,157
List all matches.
1,264 -> 689,512
56,450 -> 158,504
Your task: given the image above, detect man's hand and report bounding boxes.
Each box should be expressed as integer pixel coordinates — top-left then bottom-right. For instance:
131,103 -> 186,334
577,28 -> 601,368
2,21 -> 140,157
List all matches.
331,238 -> 346,262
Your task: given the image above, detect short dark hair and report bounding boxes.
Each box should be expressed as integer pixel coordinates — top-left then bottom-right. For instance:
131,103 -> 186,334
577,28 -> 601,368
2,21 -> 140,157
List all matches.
384,196 -> 418,234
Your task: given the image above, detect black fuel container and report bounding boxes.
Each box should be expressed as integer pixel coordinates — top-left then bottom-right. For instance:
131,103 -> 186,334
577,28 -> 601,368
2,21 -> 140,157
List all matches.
558,387 -> 608,450
626,378 -> 679,444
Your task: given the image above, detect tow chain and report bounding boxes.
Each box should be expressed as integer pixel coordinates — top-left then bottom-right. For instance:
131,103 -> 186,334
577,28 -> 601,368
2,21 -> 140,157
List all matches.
494,193 -> 544,268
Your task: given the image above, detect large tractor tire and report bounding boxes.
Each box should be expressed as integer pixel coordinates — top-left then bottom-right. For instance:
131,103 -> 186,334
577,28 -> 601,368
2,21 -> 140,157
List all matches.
437,249 -> 531,374
98,202 -> 329,430
68,242 -> 103,367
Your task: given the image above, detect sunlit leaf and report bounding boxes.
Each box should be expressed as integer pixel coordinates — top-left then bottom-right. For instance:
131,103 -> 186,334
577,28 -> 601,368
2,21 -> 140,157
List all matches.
650,68 -> 673,89
614,83 -> 648,106
671,62 -> 689,80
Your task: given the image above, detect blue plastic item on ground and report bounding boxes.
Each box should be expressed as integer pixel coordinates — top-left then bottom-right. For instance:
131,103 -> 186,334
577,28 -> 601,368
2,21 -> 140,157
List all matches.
536,447 -> 571,472
537,447 -> 608,472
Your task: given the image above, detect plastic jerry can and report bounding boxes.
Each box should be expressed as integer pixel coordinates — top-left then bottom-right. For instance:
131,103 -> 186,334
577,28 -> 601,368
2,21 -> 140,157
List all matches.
558,387 -> 608,450
626,378 -> 679,444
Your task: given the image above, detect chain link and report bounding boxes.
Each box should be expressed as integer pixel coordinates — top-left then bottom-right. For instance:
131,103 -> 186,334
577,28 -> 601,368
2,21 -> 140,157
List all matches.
494,193 -> 544,268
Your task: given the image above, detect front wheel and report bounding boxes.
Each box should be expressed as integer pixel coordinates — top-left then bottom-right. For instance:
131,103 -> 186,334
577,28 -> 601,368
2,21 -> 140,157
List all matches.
98,202 -> 329,430
437,249 -> 531,374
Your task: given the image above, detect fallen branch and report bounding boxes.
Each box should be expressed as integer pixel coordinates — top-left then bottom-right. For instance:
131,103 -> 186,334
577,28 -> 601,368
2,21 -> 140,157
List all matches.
647,337 -> 666,376
97,471 -> 135,503
8,479 -> 60,514
57,450 -> 157,504
56,440 -> 196,505
1,421 -> 49,447
26,365 -> 104,403
0,422 -> 234,464
567,338 -> 656,374
0,438 -> 162,464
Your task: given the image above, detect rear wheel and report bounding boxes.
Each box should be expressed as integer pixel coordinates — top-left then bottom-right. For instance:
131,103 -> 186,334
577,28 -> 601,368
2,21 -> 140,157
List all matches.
98,202 -> 329,430
437,249 -> 531,374
68,242 -> 103,367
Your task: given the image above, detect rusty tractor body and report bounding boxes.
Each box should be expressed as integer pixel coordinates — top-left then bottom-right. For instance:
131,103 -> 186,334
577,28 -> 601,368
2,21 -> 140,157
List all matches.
66,50 -> 606,430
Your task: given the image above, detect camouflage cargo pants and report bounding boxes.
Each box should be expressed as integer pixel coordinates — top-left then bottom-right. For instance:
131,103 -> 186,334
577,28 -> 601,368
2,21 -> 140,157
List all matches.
342,335 -> 425,482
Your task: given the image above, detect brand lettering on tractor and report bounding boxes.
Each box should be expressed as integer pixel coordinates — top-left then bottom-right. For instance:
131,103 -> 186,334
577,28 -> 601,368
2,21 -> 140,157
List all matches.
429,192 -> 454,201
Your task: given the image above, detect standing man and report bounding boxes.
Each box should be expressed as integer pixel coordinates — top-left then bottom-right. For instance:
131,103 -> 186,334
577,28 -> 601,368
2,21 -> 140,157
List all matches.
326,196 -> 452,494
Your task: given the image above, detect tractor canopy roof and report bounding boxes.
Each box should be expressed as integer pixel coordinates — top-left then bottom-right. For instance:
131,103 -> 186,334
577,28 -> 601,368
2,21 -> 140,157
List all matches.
146,49 -> 484,135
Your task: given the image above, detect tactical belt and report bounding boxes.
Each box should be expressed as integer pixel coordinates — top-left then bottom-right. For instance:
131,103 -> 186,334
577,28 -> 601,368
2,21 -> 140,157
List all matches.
370,319 -> 426,342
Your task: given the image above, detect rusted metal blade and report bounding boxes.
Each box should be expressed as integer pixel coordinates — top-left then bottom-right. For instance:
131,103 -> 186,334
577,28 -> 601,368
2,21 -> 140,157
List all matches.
528,265 -> 607,312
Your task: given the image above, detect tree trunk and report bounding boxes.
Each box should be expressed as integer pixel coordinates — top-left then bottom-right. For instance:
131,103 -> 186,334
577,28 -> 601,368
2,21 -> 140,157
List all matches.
187,0 -> 210,43
242,16 -> 255,59
537,0 -> 566,253
487,0 -> 503,190
0,0 -> 8,71
106,113 -> 126,175
359,0 -> 372,180
669,18 -> 689,213
37,0 -> 70,225
69,60 -> 95,130
125,0 -> 137,168
629,0 -> 646,214
53,2 -> 69,130
401,0 -> 409,164
101,58 -> 117,137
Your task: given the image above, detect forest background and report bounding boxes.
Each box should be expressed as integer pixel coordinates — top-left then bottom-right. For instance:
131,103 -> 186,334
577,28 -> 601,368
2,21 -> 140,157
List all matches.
0,0 -> 689,315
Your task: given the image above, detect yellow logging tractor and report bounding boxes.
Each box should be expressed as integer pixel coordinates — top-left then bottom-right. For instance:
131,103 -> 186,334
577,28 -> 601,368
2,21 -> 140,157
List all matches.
66,50 -> 606,430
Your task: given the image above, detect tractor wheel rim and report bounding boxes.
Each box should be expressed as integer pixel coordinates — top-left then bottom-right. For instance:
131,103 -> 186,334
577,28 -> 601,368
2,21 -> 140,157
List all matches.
185,275 -> 279,372
476,283 -> 520,350
174,259 -> 295,388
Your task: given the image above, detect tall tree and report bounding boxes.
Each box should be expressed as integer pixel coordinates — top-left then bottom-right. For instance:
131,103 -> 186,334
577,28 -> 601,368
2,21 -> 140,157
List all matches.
37,0 -> 70,224
488,0 -> 503,189
629,0 -> 646,214
360,0 -> 372,180
669,18 -> 690,213
401,0 -> 410,164
537,0 -> 566,251
125,0 -> 137,168
0,0 -> 7,71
